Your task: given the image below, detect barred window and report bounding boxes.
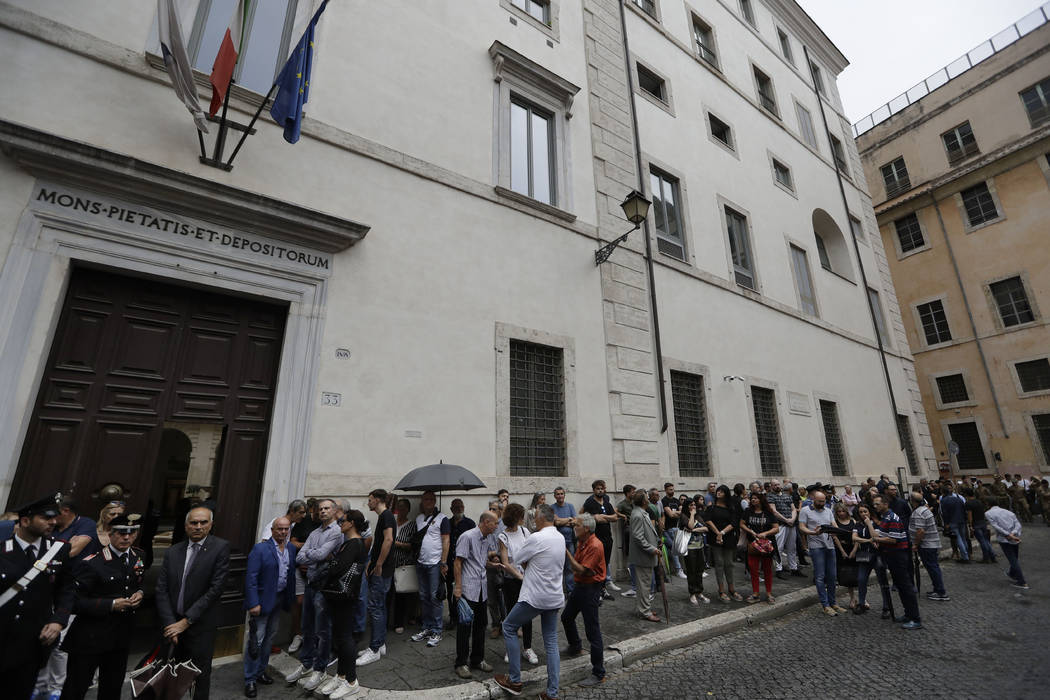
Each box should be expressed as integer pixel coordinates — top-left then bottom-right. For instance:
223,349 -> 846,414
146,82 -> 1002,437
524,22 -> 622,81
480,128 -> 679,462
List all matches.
670,371 -> 711,477
509,340 -> 565,476
896,414 -> 919,476
1015,358 -> 1050,393
948,422 -> 987,470
917,300 -> 952,345
751,386 -> 783,476
989,277 -> 1034,327
942,121 -> 979,164
881,157 -> 910,198
936,374 -> 969,404
894,213 -> 925,253
1033,414 -> 1050,464
819,400 -> 847,476
960,182 -> 999,226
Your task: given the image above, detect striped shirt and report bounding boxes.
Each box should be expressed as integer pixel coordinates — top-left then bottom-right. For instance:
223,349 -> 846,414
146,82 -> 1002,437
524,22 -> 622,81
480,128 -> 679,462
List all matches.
907,505 -> 940,549
873,509 -> 909,551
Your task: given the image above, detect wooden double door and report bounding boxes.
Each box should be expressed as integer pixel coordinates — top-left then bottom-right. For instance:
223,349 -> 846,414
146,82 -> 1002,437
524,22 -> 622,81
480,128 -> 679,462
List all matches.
9,266 -> 287,559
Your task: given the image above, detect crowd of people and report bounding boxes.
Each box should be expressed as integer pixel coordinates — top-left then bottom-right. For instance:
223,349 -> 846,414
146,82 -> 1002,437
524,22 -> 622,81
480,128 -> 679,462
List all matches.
1,471 -> 1043,700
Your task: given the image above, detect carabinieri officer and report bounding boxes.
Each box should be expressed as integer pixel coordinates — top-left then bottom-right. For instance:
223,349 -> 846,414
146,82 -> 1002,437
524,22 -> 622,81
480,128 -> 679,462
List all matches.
59,513 -> 146,700
0,493 -> 74,700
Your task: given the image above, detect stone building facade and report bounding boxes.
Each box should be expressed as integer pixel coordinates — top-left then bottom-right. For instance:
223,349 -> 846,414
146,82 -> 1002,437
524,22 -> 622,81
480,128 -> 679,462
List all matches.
854,12 -> 1050,478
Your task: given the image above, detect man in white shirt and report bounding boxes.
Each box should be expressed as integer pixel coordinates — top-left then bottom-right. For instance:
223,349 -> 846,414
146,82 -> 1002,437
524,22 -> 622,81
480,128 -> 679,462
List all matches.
985,499 -> 1029,590
494,504 -> 565,699
412,491 -> 450,647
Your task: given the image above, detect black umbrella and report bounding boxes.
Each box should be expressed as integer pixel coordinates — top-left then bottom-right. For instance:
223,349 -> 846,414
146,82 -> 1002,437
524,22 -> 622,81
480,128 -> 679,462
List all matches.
394,462 -> 486,492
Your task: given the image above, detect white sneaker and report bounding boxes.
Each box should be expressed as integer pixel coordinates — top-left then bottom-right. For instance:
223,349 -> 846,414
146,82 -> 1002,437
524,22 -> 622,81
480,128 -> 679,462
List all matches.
357,643 -> 386,658
357,648 -> 382,666
329,679 -> 361,699
702,571 -> 710,578
410,630 -> 430,642
675,570 -> 688,580
299,671 -> 325,691
319,675 -> 342,695
287,634 -> 303,653
284,663 -> 308,683
524,648 -> 539,664
426,633 -> 442,647
503,653 -> 509,662
606,581 -> 622,592
622,588 -> 637,598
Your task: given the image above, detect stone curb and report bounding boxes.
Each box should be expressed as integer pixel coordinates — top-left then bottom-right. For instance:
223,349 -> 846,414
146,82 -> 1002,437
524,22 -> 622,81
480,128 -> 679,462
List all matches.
266,587 -> 819,699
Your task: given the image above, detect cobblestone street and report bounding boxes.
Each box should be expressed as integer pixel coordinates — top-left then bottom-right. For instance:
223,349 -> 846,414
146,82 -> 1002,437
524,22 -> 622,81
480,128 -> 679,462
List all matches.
572,525 -> 1050,700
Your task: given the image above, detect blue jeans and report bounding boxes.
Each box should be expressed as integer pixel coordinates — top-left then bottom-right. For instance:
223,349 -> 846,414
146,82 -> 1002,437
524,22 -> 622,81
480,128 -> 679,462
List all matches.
417,563 -> 443,634
973,525 -> 997,562
563,540 -> 576,594
809,546 -> 837,607
856,560 -> 891,610
949,523 -> 970,561
918,547 -> 946,596
503,602 -> 560,698
1001,542 -> 1026,585
367,574 -> 393,651
300,587 -> 331,671
244,605 -> 282,682
353,572 -> 368,635
561,583 -> 604,680
627,563 -> 638,591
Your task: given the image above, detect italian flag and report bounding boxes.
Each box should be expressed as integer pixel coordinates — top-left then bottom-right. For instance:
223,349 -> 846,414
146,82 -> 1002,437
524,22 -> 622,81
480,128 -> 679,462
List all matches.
209,0 -> 250,116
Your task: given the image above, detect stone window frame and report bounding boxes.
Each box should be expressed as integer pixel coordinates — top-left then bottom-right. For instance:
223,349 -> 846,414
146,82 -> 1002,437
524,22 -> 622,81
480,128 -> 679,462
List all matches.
776,26 -> 795,66
1010,353 -> 1050,399
793,98 -> 819,153
745,378 -> 789,478
717,194 -> 761,294
889,209 -> 932,260
663,357 -> 720,483
953,177 -> 1006,234
767,150 -> 797,198
687,5 -> 722,72
981,271 -> 1039,332
750,60 -> 781,119
739,0 -> 757,28
928,369 -> 978,410
940,417 -> 991,472
785,236 -> 820,318
632,54 -> 676,117
628,0 -> 662,24
703,106 -> 739,159
642,153 -> 696,269
500,0 -> 561,42
494,321 -> 578,479
813,391 -> 851,478
489,41 -> 579,216
911,293 -> 954,349
1022,411 -> 1050,468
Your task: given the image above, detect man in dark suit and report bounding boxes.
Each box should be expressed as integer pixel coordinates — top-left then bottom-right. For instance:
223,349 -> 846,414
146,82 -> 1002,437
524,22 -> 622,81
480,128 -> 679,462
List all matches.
242,516 -> 296,697
60,514 -> 146,699
0,493 -> 74,700
156,506 -> 231,700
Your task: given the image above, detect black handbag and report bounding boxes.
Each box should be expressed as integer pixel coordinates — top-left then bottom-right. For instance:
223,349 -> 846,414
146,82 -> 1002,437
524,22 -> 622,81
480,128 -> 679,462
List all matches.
320,560 -> 362,602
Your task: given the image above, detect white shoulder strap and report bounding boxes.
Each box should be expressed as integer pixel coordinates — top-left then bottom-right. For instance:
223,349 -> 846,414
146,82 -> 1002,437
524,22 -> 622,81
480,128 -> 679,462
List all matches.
0,540 -> 64,609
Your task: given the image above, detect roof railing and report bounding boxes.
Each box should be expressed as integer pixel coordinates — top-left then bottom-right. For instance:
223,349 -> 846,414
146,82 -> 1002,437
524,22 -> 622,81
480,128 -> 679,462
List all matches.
852,2 -> 1050,138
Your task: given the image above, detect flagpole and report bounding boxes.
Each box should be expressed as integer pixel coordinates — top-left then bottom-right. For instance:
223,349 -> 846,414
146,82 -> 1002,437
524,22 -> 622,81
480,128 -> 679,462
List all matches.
197,130 -> 206,159
212,76 -> 236,162
224,82 -> 277,169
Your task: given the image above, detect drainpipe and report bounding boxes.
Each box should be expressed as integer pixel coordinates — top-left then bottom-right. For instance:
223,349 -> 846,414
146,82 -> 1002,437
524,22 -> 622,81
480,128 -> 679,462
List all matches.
929,194 -> 1008,437
618,0 -> 667,433
803,46 -> 904,451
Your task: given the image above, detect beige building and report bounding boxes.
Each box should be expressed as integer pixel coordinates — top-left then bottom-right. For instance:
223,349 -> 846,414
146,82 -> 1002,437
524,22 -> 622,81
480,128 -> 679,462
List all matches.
854,8 -> 1050,478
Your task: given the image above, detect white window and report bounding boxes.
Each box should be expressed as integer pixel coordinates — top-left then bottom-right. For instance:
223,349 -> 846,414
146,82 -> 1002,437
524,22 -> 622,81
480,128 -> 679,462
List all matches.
740,0 -> 756,26
790,245 -> 817,316
725,206 -> 756,289
182,0 -> 299,95
753,66 -> 778,117
490,41 -> 579,210
772,159 -> 794,193
777,29 -> 793,65
650,168 -> 686,260
809,61 -> 826,96
511,0 -> 550,25
709,113 -> 733,149
693,18 -> 718,69
795,102 -> 818,149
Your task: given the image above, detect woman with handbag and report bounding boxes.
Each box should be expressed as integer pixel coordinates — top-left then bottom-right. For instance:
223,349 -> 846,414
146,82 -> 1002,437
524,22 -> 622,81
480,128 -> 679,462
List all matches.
852,504 -> 892,617
678,498 -> 710,605
319,509 -> 368,700
390,498 -> 418,634
497,503 -> 538,665
704,485 -> 743,602
739,492 -> 779,603
831,503 -> 859,609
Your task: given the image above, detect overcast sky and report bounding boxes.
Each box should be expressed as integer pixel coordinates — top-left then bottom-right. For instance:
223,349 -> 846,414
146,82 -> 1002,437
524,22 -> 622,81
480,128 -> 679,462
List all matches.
796,0 -> 1047,125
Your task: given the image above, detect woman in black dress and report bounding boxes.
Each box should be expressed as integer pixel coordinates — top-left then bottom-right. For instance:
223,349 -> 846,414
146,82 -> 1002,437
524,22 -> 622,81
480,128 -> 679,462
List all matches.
323,509 -> 369,699
831,503 -> 858,609
704,485 -> 743,602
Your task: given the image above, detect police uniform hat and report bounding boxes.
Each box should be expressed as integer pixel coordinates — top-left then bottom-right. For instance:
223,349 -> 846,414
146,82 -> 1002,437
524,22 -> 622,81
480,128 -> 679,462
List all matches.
109,513 -> 142,533
16,492 -> 61,519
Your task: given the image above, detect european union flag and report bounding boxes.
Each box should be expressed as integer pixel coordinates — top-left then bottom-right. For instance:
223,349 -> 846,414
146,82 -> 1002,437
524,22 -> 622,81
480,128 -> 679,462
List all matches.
270,0 -> 329,144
